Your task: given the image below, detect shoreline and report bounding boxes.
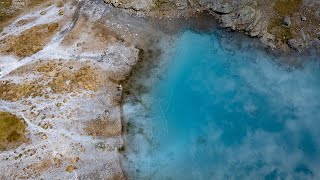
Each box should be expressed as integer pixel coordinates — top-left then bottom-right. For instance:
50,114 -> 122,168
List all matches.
119,12 -> 320,178
121,28 -> 320,179
104,0 -> 320,53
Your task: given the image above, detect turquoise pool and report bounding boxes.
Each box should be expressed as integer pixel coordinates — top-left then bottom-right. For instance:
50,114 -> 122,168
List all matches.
123,30 -> 320,179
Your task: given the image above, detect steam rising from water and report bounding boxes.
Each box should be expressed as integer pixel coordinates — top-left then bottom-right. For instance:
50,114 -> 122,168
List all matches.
123,31 -> 320,179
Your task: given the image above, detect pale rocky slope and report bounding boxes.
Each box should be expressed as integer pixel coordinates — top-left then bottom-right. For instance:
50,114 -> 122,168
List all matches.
0,0 -> 159,179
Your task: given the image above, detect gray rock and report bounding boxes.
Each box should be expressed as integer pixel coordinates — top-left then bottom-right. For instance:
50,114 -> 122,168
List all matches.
283,16 -> 291,28
317,32 -> 320,40
249,18 -> 264,36
288,39 -> 299,50
260,33 -> 276,49
301,16 -> 306,21
220,14 -> 234,29
104,0 -> 155,11
176,0 -> 189,10
221,6 -> 256,28
237,6 -> 256,23
220,5 -> 267,38
214,3 -> 233,14
198,0 -> 215,8
313,38 -> 320,48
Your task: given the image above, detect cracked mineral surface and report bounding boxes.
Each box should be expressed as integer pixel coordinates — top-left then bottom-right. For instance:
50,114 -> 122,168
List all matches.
0,0 -> 142,178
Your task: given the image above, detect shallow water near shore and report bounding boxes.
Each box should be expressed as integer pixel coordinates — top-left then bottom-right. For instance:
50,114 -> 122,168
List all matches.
123,30 -> 320,179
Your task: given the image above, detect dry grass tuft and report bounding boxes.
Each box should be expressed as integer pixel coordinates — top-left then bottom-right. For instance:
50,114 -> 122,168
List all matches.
0,0 -> 48,32
0,60 -> 108,101
84,117 -> 121,137
0,111 -> 28,151
274,0 -> 302,17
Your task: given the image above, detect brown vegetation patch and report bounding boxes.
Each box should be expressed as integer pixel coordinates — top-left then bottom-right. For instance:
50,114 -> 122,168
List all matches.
267,0 -> 320,46
0,60 -> 109,101
44,63 -> 102,93
84,117 -> 121,137
0,23 -> 60,57
289,4 -> 320,42
66,165 -> 75,173
0,0 -> 14,25
267,0 -> 302,43
0,111 -> 29,151
16,159 -> 52,179
268,20 -> 292,42
0,81 -> 44,101
0,0 -> 12,9
0,0 -> 48,32
153,0 -> 177,11
274,0 -> 302,17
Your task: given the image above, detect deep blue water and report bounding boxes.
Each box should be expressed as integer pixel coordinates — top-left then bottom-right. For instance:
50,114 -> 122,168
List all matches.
124,31 -> 320,179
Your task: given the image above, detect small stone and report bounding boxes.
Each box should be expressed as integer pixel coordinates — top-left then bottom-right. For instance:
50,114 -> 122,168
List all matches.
70,157 -> 80,164
66,165 -> 75,173
41,134 -> 48,140
17,19 -> 28,25
58,9 -> 64,16
104,109 -> 109,116
317,32 -> 320,40
43,123 -> 48,129
118,145 -> 125,152
95,142 -> 106,149
283,16 -> 291,28
301,16 -> 306,21
40,11 -> 46,15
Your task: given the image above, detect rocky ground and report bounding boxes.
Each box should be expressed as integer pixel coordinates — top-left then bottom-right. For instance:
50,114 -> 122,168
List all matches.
105,0 -> 320,52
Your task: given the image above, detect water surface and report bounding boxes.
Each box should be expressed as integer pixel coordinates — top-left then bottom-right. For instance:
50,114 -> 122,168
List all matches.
123,30 -> 320,179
